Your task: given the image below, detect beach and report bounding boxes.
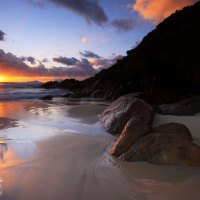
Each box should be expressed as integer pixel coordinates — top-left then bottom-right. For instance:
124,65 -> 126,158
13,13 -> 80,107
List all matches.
0,98 -> 200,200
1,1 -> 200,199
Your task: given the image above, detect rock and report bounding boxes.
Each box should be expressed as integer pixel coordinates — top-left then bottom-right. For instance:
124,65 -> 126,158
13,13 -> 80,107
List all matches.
90,90 -> 104,98
119,132 -> 200,166
153,122 -> 193,141
156,95 -> 200,115
99,94 -> 155,135
41,81 -> 59,88
40,95 -> 53,100
62,92 -> 74,98
110,116 -> 152,157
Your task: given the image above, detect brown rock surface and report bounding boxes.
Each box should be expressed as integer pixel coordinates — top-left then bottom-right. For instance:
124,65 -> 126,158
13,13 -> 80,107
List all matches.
153,122 -> 193,141
99,94 -> 154,135
119,132 -> 200,166
156,95 -> 200,115
110,117 -> 152,157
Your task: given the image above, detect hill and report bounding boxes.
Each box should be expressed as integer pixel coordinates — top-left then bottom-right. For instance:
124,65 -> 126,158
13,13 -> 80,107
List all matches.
42,1 -> 200,105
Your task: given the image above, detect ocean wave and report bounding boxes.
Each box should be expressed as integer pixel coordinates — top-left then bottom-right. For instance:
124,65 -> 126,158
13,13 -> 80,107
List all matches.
0,88 -> 66,101
0,81 -> 41,88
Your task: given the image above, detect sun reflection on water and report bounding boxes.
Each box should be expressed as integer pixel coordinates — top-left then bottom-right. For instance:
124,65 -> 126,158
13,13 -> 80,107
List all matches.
0,149 -> 20,169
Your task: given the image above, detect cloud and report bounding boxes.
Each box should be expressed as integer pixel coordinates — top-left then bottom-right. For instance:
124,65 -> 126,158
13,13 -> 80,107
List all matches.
0,49 -> 96,79
48,0 -> 108,26
0,30 -> 6,41
131,0 -> 198,22
80,50 -> 101,59
79,50 -> 122,70
21,56 -> 36,64
41,58 -> 49,63
0,49 -> 122,80
89,55 -> 123,70
76,58 -> 96,76
53,56 -> 79,65
111,19 -> 137,32
81,36 -> 89,43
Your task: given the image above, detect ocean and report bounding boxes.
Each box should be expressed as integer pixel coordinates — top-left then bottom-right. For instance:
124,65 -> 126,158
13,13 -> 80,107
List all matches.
0,82 -> 66,101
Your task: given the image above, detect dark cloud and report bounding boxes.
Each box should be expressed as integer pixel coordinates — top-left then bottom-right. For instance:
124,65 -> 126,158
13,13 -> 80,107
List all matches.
48,0 -> 108,25
80,50 -> 101,59
0,30 -> 6,41
53,56 -> 79,66
111,19 -> 136,32
0,49 -> 96,78
0,48 -> 122,79
76,58 -> 96,76
21,56 -> 36,64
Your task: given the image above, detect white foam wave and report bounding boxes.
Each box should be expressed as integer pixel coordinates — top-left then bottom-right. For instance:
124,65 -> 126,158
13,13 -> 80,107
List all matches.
0,88 -> 66,101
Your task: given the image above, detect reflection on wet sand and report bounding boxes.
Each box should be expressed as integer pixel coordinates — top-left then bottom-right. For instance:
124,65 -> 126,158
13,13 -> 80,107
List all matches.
0,148 -> 22,169
0,101 -> 50,119
0,143 -> 7,162
0,117 -> 18,130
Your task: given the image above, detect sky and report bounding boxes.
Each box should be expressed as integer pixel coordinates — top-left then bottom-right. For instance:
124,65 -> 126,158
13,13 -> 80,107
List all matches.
0,0 -> 198,82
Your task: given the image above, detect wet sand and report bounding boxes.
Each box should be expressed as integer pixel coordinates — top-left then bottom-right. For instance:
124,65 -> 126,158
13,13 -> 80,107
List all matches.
0,99 -> 200,200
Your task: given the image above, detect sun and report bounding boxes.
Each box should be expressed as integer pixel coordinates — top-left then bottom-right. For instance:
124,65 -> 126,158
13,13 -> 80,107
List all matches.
0,76 -> 6,82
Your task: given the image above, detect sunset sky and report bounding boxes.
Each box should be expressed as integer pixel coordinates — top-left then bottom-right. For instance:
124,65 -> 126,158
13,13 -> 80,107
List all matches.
0,0 -> 198,82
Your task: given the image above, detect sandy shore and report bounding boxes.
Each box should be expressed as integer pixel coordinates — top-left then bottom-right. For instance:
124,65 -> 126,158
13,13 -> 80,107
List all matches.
0,99 -> 200,200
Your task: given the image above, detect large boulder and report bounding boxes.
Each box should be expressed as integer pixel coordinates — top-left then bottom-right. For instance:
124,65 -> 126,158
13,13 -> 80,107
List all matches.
110,117 -> 152,157
153,122 -> 193,141
119,132 -> 200,166
99,94 -> 155,135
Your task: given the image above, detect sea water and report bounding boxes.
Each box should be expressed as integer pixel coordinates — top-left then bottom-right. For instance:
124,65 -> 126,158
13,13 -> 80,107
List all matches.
0,82 -> 66,101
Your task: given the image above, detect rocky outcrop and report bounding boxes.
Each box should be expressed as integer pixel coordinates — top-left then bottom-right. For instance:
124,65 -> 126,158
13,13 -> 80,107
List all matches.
99,94 -> 155,135
42,2 -> 200,103
100,94 -> 200,166
119,132 -> 200,166
156,95 -> 200,115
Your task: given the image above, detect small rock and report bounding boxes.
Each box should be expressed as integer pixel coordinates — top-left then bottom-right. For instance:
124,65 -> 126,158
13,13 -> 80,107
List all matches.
40,95 -> 53,100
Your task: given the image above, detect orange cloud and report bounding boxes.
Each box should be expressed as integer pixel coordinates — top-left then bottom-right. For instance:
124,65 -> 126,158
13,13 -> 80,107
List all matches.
131,0 -> 198,22
81,36 -> 89,43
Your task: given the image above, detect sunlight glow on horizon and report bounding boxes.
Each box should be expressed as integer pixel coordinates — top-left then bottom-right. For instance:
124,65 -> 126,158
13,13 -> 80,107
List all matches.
0,76 -> 68,83
0,76 -> 7,82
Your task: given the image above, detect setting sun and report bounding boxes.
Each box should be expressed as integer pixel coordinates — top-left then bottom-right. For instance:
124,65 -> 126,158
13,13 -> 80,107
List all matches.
0,76 -> 7,82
